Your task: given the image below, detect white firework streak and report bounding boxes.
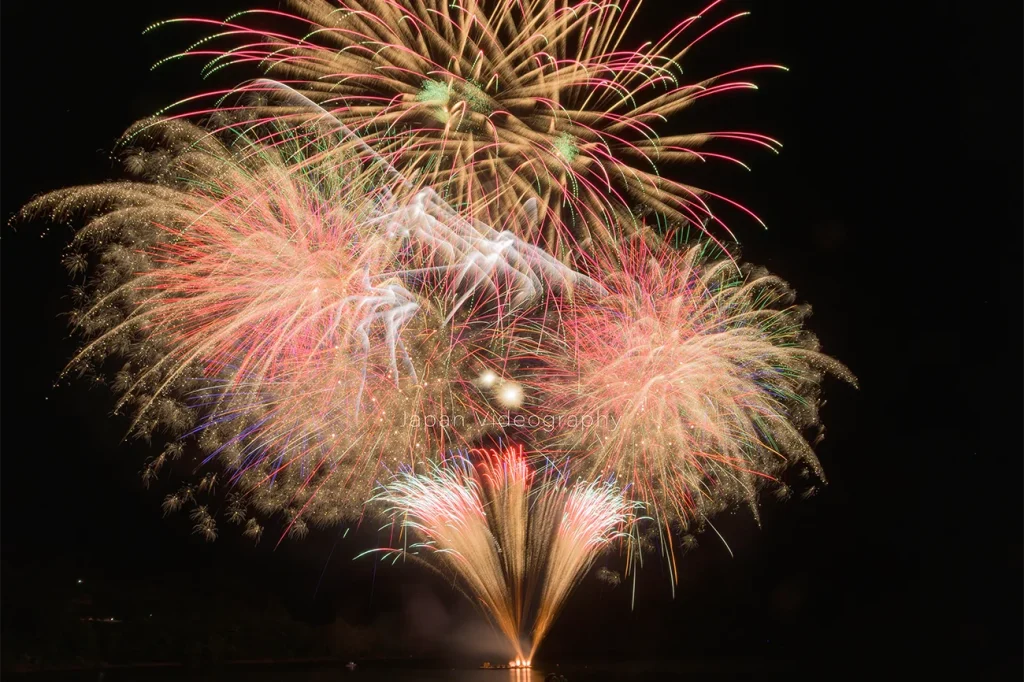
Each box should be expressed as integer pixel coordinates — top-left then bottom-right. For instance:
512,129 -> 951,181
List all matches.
382,189 -> 608,324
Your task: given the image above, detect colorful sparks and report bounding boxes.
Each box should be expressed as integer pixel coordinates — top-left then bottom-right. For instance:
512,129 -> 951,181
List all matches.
150,0 -> 785,259
20,0 -> 853,662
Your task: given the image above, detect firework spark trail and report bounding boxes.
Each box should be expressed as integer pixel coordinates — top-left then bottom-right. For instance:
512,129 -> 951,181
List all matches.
19,0 -> 856,654
368,450 -> 526,660
149,0 -> 784,257
543,241 -> 856,582
19,115 -> 600,535
384,186 -> 608,321
529,481 -> 641,660
171,77 -> 607,309
370,444 -> 638,661
174,77 -> 609,303
475,446 -> 532,639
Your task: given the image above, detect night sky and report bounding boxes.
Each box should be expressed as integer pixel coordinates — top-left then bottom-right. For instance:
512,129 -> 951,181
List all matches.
2,1 -> 1020,676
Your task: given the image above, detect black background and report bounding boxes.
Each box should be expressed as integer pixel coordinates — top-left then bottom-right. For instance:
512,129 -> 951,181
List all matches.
2,0 -> 1021,676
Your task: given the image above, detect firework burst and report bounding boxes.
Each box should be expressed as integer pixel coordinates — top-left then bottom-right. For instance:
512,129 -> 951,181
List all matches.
542,242 -> 855,569
19,0 -> 855,657
20,116 -> 593,535
151,0 -> 782,257
369,444 -> 639,661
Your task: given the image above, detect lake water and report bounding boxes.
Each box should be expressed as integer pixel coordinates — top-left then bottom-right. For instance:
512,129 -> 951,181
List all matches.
9,659 -> 813,681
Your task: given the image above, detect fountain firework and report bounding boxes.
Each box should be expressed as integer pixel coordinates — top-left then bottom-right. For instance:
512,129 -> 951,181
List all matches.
368,444 -> 640,661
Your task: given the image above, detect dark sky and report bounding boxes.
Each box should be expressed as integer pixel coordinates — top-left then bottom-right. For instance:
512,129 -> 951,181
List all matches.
1,0 -> 1020,674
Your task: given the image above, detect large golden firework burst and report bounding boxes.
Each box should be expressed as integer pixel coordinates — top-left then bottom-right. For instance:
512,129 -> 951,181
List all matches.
156,0 -> 782,259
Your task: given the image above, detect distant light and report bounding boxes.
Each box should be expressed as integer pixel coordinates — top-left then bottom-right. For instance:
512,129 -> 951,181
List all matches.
77,579 -> 83,584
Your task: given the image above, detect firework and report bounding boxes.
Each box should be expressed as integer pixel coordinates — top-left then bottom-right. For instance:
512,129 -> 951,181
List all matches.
542,241 -> 856,580
151,0 -> 782,257
20,0 -> 855,655
20,116 -> 593,536
526,477 -> 639,659
369,447 -> 527,658
369,444 -> 638,661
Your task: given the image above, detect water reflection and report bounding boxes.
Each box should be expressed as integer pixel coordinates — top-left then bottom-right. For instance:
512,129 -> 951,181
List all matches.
508,666 -> 541,682
22,660 -> 806,681
167,667 -> 553,682
105,666 -> 555,682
